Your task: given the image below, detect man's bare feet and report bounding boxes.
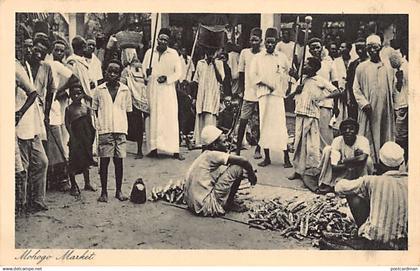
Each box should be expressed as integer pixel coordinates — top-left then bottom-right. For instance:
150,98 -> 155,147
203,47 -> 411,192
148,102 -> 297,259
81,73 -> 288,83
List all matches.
173,153 -> 185,160
97,194 -> 108,202
115,191 -> 128,201
84,184 -> 97,192
288,172 -> 302,180
257,159 -> 271,167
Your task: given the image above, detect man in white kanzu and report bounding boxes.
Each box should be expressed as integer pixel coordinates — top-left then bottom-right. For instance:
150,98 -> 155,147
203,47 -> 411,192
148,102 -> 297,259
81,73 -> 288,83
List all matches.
249,27 -> 291,168
142,28 -> 184,160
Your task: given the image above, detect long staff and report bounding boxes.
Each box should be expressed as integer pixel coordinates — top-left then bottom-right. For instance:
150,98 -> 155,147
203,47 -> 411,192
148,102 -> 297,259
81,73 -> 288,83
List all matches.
148,13 -> 160,74
299,16 -> 313,85
184,24 -> 200,81
285,17 -> 300,97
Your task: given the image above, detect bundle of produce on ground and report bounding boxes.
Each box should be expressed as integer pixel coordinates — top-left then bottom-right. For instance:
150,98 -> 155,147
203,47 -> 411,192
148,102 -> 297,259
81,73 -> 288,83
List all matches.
247,194 -> 358,244
149,179 -> 186,204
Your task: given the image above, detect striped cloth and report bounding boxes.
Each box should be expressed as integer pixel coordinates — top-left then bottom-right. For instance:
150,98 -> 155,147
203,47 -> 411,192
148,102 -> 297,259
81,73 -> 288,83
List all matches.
294,75 -> 336,119
335,171 -> 408,247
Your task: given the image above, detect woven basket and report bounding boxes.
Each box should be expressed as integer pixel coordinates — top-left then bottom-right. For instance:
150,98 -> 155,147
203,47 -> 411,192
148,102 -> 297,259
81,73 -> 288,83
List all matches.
116,30 -> 143,49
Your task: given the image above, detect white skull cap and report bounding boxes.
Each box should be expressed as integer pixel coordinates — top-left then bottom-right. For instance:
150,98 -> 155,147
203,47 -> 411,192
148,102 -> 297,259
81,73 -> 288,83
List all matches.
201,125 -> 223,146
379,141 -> 405,168
366,34 -> 381,45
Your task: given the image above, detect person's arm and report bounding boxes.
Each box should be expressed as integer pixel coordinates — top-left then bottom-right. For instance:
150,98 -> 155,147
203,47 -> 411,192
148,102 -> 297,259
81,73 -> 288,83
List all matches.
15,91 -> 38,126
352,65 -> 371,116
44,65 -> 56,124
335,177 -> 366,196
227,154 -> 257,185
212,59 -> 223,84
333,153 -> 368,170
56,74 -> 78,100
166,52 -> 182,85
238,50 -> 246,95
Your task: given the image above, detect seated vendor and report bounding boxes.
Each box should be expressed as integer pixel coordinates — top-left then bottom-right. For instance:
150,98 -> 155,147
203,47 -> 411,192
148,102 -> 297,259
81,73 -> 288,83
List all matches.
334,141 -> 407,250
183,125 -> 257,216
317,118 -> 373,194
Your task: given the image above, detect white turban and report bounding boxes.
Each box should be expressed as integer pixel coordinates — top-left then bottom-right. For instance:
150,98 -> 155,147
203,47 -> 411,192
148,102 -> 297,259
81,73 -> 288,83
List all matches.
366,34 -> 381,45
379,141 -> 405,168
201,126 -> 223,145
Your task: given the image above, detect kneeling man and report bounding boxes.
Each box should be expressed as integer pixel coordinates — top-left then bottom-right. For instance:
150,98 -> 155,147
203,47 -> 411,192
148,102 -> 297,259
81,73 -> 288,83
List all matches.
184,125 -> 257,216
317,118 -> 373,194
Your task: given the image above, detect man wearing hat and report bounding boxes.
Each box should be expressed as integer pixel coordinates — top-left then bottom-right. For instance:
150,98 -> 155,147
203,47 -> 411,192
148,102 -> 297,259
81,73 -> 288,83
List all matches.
183,125 -> 257,216
334,141 -> 407,250
235,27 -> 263,159
317,118 -> 373,194
353,34 -> 395,165
142,28 -> 184,160
249,27 -> 291,168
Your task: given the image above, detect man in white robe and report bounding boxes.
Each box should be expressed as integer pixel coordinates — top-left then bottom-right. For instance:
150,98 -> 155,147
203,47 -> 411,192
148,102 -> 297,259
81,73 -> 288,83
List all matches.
249,27 -> 291,168
142,28 -> 184,160
353,35 -> 395,165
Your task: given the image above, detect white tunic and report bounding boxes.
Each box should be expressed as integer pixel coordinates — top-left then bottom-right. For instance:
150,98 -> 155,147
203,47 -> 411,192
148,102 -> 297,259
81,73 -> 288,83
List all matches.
142,47 -> 182,154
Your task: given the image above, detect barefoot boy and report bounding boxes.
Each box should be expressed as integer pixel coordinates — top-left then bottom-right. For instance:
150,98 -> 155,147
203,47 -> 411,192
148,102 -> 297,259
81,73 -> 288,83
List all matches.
93,60 -> 132,202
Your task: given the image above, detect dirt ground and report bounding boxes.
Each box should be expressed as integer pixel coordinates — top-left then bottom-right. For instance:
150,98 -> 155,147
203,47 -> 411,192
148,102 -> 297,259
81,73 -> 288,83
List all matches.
16,138 -> 319,250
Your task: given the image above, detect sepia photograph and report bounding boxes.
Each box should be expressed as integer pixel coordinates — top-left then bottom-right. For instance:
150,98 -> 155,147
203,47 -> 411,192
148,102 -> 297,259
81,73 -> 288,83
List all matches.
12,11 -> 410,252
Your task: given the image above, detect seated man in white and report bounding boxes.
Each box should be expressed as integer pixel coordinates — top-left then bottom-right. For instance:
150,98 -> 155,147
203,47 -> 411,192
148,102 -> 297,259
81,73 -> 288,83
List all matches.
317,118 -> 373,194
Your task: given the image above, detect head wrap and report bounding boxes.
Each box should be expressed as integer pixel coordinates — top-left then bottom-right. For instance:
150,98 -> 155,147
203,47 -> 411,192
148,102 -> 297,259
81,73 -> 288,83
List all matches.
379,141 -> 405,168
366,34 -> 381,45
250,27 -> 262,38
265,27 -> 278,39
201,125 -> 223,146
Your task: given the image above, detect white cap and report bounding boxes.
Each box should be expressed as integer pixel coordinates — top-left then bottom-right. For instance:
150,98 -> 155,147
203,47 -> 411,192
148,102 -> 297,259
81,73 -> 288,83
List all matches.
201,125 -> 223,145
379,141 -> 405,168
366,34 -> 381,45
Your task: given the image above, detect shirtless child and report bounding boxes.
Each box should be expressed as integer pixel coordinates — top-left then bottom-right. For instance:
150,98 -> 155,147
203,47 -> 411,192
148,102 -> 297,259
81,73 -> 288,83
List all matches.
65,81 -> 97,196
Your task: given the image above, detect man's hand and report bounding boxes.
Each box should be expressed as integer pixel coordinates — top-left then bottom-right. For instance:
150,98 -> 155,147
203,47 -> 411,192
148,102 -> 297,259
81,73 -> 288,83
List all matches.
157,75 -> 167,84
15,111 -> 23,126
44,117 -> 50,127
146,68 -> 152,77
295,84 -> 304,95
332,106 -> 340,117
396,70 -> 403,81
354,148 -> 364,156
288,67 -> 298,80
248,171 -> 257,186
362,104 -> 373,119
84,94 -> 93,104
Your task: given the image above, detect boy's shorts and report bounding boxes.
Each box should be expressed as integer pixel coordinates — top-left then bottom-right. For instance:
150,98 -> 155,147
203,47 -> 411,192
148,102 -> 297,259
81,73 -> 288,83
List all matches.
98,133 -> 127,158
240,100 -> 259,120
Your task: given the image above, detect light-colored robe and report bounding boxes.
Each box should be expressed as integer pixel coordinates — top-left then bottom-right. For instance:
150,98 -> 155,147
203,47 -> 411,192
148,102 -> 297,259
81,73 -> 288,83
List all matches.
142,47 -> 181,154
353,60 -> 396,163
249,49 -> 290,152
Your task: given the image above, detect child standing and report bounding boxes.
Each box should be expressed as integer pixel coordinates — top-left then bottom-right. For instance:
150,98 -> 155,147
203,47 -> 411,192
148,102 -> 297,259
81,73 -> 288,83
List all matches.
65,81 -> 97,196
93,60 -> 132,202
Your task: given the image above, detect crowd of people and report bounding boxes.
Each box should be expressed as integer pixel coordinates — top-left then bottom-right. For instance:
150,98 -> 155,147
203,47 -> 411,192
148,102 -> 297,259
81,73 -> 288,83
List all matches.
15,20 -> 408,250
